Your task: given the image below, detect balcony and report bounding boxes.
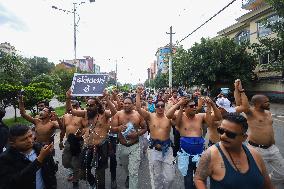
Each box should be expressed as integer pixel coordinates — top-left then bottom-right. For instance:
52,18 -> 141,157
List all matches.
242,0 -> 265,10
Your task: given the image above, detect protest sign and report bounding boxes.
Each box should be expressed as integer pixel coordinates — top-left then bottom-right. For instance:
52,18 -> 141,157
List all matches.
71,73 -> 108,96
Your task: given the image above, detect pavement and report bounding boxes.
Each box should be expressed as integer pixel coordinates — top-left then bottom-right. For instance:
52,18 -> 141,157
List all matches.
5,100 -> 284,189
54,136 -> 186,189
54,103 -> 284,189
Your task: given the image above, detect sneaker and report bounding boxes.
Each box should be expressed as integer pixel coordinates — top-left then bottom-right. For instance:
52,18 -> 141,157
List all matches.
125,176 -> 129,188
72,182 -> 79,189
111,180 -> 117,189
68,173 -> 74,182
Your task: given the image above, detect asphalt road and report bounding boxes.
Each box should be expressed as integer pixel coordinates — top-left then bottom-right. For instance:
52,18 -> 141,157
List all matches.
53,103 -> 283,189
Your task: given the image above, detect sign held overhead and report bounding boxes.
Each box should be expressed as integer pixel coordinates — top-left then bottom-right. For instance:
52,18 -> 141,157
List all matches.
71,73 -> 108,96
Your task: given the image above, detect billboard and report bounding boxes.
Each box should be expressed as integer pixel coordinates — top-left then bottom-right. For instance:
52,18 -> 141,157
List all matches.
156,47 -> 171,74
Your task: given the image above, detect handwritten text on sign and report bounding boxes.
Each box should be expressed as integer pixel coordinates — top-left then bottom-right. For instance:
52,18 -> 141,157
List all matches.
71,74 -> 108,96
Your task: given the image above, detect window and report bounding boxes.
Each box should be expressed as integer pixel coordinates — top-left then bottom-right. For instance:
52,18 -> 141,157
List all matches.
235,30 -> 250,44
257,15 -> 283,37
259,54 -> 269,64
259,50 -> 282,65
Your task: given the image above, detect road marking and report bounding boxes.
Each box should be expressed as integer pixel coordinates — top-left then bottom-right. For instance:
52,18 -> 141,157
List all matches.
274,118 -> 284,123
147,149 -> 155,189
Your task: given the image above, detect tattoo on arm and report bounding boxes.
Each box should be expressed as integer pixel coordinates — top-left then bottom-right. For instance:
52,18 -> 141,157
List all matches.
195,150 -> 211,181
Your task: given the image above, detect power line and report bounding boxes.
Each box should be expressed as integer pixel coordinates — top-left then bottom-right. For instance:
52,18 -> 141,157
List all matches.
179,0 -> 237,43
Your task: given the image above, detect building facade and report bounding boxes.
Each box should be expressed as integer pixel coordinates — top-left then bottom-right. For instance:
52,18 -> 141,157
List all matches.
217,0 -> 283,100
147,60 -> 157,80
63,56 -> 100,73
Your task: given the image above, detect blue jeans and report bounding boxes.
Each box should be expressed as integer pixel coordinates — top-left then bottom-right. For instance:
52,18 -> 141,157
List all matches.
184,156 -> 197,189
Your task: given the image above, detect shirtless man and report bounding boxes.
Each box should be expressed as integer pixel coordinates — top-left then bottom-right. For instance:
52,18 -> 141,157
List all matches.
194,113 -> 273,189
111,96 -> 147,189
237,81 -> 284,188
19,95 -> 60,144
136,87 -> 175,189
206,79 -> 249,147
166,97 -> 221,189
66,89 -> 117,189
60,99 -> 85,188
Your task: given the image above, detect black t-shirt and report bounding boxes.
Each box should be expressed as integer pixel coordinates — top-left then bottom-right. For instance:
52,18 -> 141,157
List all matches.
0,121 -> 9,153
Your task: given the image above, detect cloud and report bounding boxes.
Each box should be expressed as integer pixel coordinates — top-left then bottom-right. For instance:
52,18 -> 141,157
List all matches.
0,4 -> 27,31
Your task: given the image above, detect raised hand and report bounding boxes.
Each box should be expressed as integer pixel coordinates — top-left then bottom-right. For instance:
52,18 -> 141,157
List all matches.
103,89 -> 110,100
204,97 -> 214,106
136,86 -> 143,94
234,79 -> 243,92
66,88 -> 72,99
177,97 -> 189,106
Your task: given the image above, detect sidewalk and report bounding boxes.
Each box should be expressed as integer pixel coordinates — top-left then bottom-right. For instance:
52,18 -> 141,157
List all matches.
3,98 -> 65,119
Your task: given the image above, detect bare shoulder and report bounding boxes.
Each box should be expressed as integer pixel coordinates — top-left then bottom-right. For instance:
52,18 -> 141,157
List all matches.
244,107 -> 255,117
246,145 -> 264,172
117,110 -> 124,117
196,113 -> 206,120
247,145 -> 262,161
265,110 -> 272,116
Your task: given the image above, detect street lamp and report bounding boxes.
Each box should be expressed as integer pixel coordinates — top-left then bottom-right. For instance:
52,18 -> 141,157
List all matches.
52,1 -> 94,72
108,57 -> 124,87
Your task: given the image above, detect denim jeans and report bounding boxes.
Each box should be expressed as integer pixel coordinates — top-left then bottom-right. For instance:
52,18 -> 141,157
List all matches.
184,156 -> 197,189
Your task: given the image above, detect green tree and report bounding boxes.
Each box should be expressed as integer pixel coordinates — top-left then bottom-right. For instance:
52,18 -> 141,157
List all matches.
0,51 -> 27,85
144,79 -> 155,88
23,85 -> 54,114
23,56 -> 55,83
30,73 -> 61,95
153,73 -> 169,89
51,65 -> 76,102
173,37 -> 256,93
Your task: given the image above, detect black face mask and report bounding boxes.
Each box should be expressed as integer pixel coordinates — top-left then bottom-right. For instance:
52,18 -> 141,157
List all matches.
87,108 -> 98,119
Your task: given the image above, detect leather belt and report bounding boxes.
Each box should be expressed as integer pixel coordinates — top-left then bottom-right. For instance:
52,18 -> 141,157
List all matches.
248,141 -> 272,149
149,145 -> 162,151
122,140 -> 139,147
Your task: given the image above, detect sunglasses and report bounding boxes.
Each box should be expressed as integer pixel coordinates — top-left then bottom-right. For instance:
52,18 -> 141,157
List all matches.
187,104 -> 196,108
217,127 -> 244,139
86,104 -> 95,107
155,104 -> 165,108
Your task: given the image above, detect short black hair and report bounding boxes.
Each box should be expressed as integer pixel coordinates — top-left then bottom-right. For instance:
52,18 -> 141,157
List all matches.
147,96 -> 153,100
0,106 -> 6,120
71,100 -> 80,107
155,99 -> 165,105
223,113 -> 248,132
124,96 -> 134,104
48,107 -> 55,112
9,125 -> 30,140
37,100 -> 49,107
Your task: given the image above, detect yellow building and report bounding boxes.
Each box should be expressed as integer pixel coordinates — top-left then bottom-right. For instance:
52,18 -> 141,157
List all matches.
217,0 -> 283,100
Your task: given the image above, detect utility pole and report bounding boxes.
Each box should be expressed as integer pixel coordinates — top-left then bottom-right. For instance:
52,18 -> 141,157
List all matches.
115,59 -> 118,88
73,3 -> 77,72
166,26 -> 175,90
52,1 -> 95,72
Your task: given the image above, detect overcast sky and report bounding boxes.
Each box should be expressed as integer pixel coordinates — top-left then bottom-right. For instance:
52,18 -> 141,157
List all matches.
0,0 -> 248,84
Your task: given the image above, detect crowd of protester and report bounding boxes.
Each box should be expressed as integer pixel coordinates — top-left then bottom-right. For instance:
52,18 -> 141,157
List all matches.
0,79 -> 283,189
